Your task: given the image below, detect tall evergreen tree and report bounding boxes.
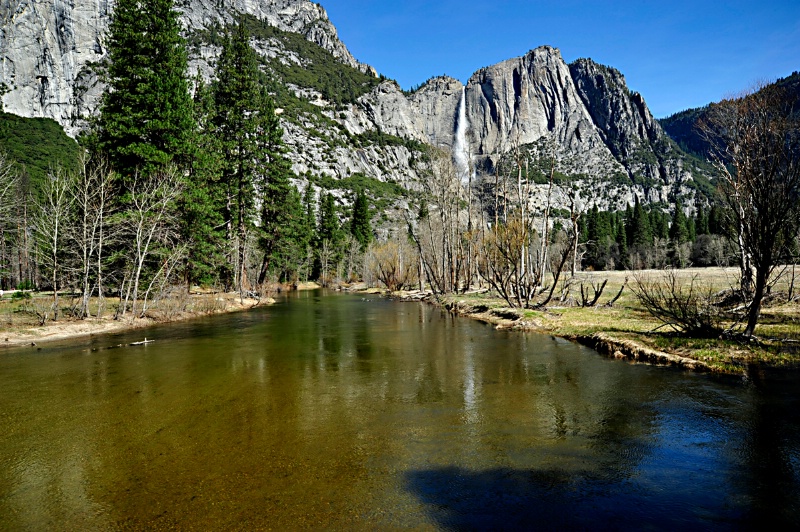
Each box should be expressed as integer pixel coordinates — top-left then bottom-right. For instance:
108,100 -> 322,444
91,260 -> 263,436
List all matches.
317,192 -> 341,246
629,197 -> 653,248
257,91 -> 296,284
315,191 -> 342,281
214,22 -> 266,292
98,0 -> 194,181
669,200 -> 690,245
181,73 -> 227,286
695,203 -> 710,236
303,183 -> 317,235
650,209 -> 669,240
350,191 -> 372,251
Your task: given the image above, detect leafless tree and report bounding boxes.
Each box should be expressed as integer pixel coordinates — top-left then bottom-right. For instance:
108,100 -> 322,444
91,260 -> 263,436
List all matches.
701,82 -> 800,337
408,147 -> 471,295
318,238 -> 335,287
32,166 -> 74,321
120,167 -> 183,319
477,136 -> 583,308
0,151 -> 19,289
70,155 -> 116,318
343,233 -> 363,282
365,237 -> 419,291
631,269 -> 723,338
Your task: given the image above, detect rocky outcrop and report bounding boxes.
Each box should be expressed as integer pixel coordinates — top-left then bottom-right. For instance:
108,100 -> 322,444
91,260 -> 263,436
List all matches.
464,47 -> 624,178
0,0 -> 110,133
0,0 -> 369,134
570,58 -> 691,185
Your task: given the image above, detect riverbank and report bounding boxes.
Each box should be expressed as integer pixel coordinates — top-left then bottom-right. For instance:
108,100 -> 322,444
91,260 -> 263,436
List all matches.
387,268 -> 800,375
0,290 -> 285,348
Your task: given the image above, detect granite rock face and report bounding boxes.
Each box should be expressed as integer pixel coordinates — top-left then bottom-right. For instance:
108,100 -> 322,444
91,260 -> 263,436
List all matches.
463,47 -> 624,177
0,0 -> 369,134
0,1 -> 705,211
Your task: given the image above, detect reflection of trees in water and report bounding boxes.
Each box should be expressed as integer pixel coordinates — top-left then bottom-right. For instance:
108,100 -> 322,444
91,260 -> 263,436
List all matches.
740,375 -> 800,527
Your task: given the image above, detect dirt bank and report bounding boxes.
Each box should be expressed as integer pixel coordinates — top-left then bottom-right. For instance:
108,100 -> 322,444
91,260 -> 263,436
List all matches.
1,293 -> 274,349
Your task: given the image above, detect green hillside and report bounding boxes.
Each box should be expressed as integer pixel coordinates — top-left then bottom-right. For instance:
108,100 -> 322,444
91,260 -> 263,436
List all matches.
660,71 -> 800,159
0,111 -> 80,191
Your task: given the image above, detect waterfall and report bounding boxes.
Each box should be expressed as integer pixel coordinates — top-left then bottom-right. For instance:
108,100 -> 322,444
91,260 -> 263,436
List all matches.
453,86 -> 471,184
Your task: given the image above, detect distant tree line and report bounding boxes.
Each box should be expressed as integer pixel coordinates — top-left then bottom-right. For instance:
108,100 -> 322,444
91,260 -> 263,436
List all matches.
578,197 -> 732,272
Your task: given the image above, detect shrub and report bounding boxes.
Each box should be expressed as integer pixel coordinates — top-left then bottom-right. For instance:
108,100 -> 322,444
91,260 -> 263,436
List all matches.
631,268 -> 723,338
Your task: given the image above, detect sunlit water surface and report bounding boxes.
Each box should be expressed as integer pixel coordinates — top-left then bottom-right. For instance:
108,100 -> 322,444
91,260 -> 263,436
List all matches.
1,291 -> 799,529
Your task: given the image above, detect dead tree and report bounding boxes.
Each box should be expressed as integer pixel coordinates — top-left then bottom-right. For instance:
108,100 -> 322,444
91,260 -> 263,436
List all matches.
701,82 -> 800,337
122,167 -> 183,319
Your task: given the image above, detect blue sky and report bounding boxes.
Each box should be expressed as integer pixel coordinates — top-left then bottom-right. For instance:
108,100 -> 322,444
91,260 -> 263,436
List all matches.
323,0 -> 800,118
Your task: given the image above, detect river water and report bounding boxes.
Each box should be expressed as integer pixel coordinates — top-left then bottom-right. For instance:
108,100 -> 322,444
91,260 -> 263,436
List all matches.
1,291 -> 799,529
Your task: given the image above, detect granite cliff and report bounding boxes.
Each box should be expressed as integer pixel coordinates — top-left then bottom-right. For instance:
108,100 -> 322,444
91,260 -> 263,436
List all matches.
0,0 -> 711,211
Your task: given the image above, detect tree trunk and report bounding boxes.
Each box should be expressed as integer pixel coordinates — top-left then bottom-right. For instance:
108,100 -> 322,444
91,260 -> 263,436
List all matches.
744,267 -> 767,337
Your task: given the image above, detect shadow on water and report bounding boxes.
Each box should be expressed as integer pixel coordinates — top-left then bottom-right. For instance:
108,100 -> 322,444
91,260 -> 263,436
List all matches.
406,466 -> 638,530
403,374 -> 800,530
406,465 -> 753,530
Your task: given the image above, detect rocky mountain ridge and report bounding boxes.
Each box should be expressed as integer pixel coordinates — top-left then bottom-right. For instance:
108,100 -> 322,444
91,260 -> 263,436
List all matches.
0,0 -> 712,212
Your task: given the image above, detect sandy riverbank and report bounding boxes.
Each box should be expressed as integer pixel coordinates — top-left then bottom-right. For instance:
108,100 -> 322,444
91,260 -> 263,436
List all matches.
0,293 -> 276,349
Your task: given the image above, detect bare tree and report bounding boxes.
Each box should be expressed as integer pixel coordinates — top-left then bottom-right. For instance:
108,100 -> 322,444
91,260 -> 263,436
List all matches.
631,269 -> 723,338
32,166 -> 74,321
702,82 -> 800,337
318,238 -> 335,287
121,167 -> 183,319
365,237 -> 419,291
408,147 -> 470,296
0,151 -> 19,289
70,155 -> 116,318
343,233 -> 363,282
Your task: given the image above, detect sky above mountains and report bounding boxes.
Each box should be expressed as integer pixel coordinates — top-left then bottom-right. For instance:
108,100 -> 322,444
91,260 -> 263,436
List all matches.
324,0 -> 800,118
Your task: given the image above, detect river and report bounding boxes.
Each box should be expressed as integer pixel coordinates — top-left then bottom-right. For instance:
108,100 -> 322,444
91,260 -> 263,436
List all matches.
1,291 -> 799,529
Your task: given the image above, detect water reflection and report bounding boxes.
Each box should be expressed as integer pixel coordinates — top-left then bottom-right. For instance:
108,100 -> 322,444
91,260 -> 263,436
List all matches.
0,291 -> 799,528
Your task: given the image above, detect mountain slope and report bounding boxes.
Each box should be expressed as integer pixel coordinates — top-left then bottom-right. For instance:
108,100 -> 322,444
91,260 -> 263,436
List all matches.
0,0 -> 713,211
660,71 -> 800,159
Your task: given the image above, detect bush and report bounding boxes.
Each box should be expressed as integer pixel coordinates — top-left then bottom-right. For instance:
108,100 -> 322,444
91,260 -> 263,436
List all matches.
631,268 -> 723,338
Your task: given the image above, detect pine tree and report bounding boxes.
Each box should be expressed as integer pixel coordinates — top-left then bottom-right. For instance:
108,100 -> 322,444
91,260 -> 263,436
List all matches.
317,192 -> 341,247
257,92 -> 296,284
350,191 -> 372,251
98,0 -> 194,182
695,203 -> 710,236
615,219 -> 628,267
669,200 -> 689,245
315,191 -> 342,281
181,73 -> 226,286
630,197 -> 653,248
650,209 -> 669,240
214,22 -> 265,293
303,182 -> 317,236
708,205 -> 724,235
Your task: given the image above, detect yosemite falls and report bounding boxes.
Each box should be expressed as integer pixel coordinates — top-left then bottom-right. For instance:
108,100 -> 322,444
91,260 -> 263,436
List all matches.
453,86 -> 471,184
